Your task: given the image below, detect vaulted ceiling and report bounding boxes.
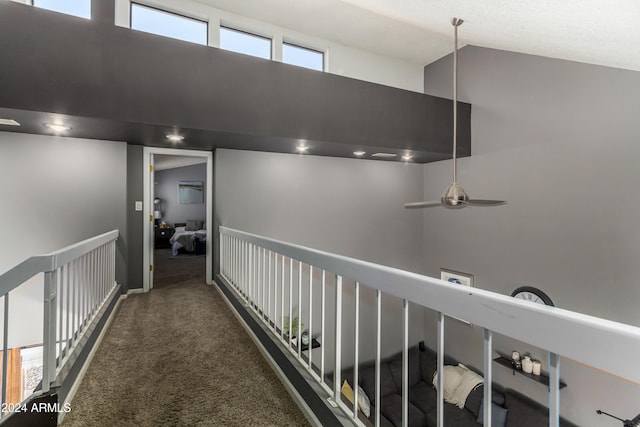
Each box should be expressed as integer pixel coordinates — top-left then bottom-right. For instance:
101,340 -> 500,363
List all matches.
198,0 -> 640,71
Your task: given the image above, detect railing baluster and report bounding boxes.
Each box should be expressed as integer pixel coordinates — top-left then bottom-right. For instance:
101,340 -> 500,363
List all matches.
271,252 -> 276,333
483,329 -> 493,426
249,244 -> 254,307
244,241 -> 248,300
2,294 -> 9,407
334,274 -> 342,401
289,258 -> 293,346
308,265 -> 313,372
101,245 -> 106,301
549,353 -> 561,426
320,270 -> 326,384
268,251 -> 272,328
90,250 -> 95,316
43,269 -> 58,392
67,262 -> 72,357
71,259 -> 77,348
297,260 -> 302,359
375,289 -> 381,427
263,248 -> 266,318
436,312 -> 444,427
402,299 -> 408,427
81,254 -> 87,330
353,281 -> 360,420
58,266 -> 64,365
281,254 -> 285,341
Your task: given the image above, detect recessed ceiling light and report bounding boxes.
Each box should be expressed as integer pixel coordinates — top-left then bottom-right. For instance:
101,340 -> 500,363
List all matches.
371,153 -> 397,158
296,145 -> 308,152
0,119 -> 20,126
401,154 -> 413,161
353,151 -> 366,156
166,134 -> 184,143
45,123 -> 71,132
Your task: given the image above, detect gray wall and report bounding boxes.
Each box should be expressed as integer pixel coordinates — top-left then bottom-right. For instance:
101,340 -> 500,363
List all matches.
215,149 -> 426,367
215,149 -> 425,273
422,46 -> 640,426
0,132 -> 127,278
0,132 -> 127,346
155,163 -> 207,227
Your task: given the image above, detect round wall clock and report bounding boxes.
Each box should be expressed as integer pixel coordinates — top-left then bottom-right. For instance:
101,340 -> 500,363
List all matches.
511,286 -> 554,307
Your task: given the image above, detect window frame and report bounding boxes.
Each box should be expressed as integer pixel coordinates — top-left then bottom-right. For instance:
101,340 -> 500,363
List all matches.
31,0 -> 92,20
219,25 -> 273,61
282,41 -> 325,72
129,2 -> 209,46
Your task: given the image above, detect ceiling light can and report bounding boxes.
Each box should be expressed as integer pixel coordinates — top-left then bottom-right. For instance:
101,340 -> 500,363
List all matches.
166,134 -> 184,142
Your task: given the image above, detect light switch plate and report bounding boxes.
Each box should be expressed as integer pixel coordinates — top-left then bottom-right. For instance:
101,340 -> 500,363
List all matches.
135,201 -> 143,211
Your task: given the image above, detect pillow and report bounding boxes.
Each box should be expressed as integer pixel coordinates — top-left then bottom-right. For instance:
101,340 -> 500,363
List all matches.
341,380 -> 371,418
477,397 -> 508,427
174,226 -> 186,234
185,219 -> 204,231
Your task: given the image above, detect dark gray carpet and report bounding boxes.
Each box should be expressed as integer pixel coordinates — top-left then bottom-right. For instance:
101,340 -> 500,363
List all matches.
62,250 -> 310,426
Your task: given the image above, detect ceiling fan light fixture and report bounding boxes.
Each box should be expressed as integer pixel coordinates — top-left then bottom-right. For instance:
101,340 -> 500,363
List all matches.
441,182 -> 469,208
403,18 -> 505,210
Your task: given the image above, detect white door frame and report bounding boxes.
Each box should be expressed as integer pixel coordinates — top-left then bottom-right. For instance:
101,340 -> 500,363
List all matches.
143,147 -> 214,292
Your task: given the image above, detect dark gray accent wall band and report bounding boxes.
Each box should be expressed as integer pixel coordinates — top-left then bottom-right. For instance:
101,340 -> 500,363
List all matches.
0,1 -> 470,162
126,144 -> 144,290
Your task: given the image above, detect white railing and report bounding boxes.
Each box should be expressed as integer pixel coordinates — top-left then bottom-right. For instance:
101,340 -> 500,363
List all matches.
219,226 -> 640,427
0,230 -> 119,411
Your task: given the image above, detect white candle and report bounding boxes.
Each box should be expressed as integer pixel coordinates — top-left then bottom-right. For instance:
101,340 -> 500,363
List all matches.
532,360 -> 542,376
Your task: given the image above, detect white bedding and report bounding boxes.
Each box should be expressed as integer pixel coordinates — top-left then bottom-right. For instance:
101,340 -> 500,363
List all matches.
170,229 -> 206,256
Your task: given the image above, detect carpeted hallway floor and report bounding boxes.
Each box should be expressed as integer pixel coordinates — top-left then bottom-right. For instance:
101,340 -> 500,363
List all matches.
62,249 -> 310,426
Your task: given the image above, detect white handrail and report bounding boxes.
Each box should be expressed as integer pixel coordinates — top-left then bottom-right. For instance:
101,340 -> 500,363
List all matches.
219,226 -> 640,385
0,230 -> 118,296
0,229 -> 119,410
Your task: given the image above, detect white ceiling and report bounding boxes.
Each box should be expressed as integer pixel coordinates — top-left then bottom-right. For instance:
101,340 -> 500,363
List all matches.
197,0 -> 640,71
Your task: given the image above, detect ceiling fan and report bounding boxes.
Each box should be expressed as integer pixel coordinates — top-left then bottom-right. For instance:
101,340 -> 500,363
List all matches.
404,18 -> 505,209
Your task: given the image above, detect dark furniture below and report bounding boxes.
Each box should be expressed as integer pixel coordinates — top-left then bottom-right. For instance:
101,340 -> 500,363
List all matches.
342,344 -> 577,427
154,227 -> 175,249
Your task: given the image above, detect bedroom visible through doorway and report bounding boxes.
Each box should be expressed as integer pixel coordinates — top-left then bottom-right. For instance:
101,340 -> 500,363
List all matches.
143,147 -> 213,292
152,155 -> 208,288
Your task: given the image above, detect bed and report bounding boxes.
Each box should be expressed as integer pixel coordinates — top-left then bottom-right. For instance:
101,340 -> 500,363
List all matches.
170,220 -> 206,256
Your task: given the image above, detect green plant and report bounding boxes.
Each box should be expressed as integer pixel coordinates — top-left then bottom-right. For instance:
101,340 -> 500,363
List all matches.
283,315 -> 304,338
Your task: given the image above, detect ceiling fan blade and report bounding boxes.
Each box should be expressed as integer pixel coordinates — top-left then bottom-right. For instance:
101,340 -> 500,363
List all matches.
466,199 -> 506,206
404,200 -> 442,209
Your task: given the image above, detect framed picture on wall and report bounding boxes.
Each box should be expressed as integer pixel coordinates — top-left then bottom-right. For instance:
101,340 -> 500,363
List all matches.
178,181 -> 204,204
440,268 -> 474,325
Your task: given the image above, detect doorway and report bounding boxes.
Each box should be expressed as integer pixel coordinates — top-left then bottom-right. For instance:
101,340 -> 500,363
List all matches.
143,147 -> 213,291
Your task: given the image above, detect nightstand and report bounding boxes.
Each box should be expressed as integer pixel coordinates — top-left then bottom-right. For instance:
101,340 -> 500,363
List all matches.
154,227 -> 175,249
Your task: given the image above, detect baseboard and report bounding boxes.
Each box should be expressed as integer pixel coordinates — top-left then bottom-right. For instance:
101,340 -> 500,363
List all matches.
126,288 -> 145,295
213,275 -> 351,427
